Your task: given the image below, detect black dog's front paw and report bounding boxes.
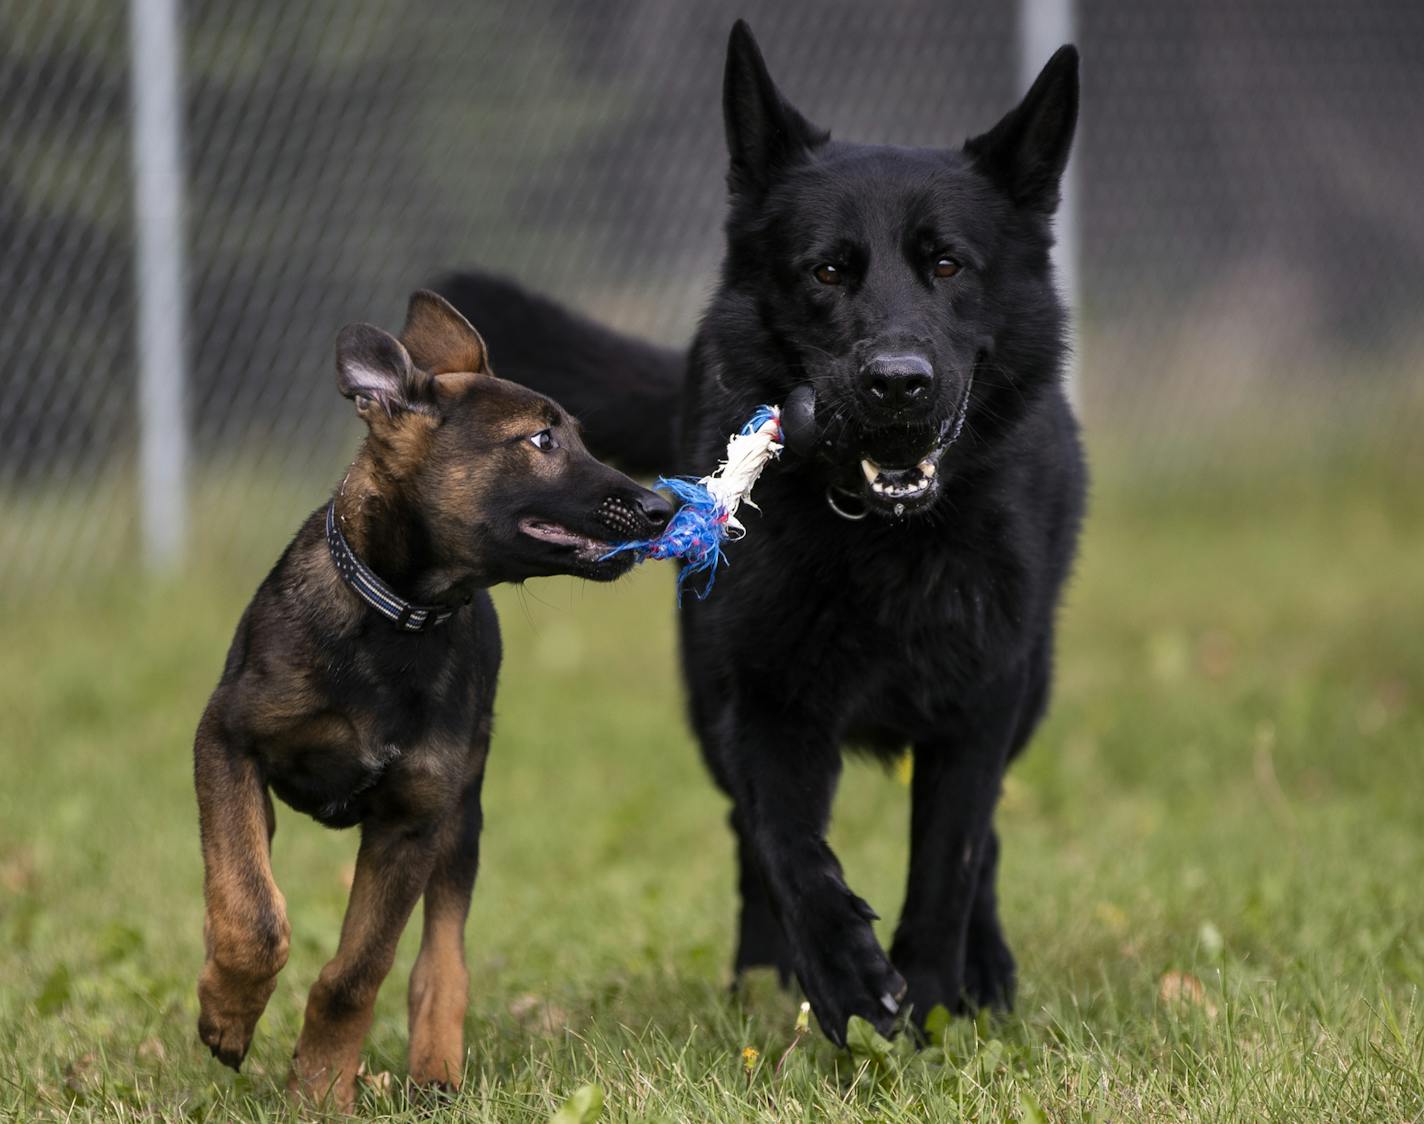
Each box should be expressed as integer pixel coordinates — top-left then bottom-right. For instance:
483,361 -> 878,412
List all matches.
961,921 -> 1016,1013
791,892 -> 907,1047
896,926 -> 1016,1030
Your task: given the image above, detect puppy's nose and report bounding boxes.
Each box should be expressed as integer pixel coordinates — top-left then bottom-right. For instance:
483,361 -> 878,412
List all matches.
634,488 -> 674,531
860,353 -> 935,411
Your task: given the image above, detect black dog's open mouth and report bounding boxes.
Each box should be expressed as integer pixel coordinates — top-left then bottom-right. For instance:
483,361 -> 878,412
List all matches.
859,446 -> 943,501
518,518 -> 614,563
850,380 -> 971,514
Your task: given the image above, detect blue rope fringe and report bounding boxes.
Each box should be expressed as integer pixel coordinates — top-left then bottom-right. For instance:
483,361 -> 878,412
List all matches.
601,476 -> 729,601
602,406 -> 780,601
740,405 -> 778,436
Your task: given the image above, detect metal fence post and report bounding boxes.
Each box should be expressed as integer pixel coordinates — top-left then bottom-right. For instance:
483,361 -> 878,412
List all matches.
1019,0 -> 1080,404
128,0 -> 189,571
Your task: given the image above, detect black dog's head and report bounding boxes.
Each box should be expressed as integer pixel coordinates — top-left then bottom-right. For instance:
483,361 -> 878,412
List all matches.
336,291 -> 671,584
714,22 -> 1078,516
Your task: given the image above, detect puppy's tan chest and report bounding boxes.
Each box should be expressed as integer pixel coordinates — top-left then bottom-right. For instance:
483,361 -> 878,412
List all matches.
258,707 -> 475,828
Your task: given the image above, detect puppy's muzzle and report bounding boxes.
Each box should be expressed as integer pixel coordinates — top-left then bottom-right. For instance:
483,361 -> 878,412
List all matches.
598,490 -> 673,539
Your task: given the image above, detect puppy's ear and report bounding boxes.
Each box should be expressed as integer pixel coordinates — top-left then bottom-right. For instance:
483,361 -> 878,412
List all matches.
723,20 -> 828,197
965,45 -> 1078,213
400,289 -> 489,376
335,323 -> 415,420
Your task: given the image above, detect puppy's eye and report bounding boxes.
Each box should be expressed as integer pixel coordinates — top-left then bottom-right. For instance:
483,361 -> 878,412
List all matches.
812,263 -> 843,286
933,257 -> 962,279
528,429 -> 557,451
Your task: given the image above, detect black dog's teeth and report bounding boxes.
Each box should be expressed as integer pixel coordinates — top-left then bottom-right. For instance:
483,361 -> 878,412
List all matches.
859,455 -> 938,500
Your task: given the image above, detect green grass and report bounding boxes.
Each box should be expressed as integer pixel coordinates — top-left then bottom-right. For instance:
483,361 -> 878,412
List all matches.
2,441 -> 1422,1122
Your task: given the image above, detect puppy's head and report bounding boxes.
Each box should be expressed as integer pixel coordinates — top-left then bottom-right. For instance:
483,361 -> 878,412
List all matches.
716,21 -> 1078,516
337,291 -> 671,583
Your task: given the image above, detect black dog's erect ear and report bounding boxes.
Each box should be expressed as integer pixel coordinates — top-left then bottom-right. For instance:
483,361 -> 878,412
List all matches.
335,323 -> 415,418
400,289 -> 488,377
723,20 -> 828,196
965,45 -> 1079,213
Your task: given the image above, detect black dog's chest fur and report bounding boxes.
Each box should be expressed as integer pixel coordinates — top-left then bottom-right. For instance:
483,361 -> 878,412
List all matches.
682,403 -> 1077,750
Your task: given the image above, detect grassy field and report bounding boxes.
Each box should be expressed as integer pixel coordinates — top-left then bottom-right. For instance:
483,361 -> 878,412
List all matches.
1,441 -> 1422,1122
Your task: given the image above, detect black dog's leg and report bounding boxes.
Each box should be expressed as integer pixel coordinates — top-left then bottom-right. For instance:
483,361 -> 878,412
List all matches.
960,828 -> 1016,1010
730,808 -> 794,986
722,704 -> 906,1046
890,669 -> 1028,1024
960,644 -> 1051,1011
686,667 -> 795,988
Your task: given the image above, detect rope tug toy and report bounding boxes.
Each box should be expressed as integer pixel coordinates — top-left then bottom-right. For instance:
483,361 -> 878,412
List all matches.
602,405 -> 786,599
603,386 -> 819,598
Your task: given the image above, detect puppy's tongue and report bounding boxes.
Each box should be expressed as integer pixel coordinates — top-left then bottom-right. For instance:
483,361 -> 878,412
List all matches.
519,518 -> 610,560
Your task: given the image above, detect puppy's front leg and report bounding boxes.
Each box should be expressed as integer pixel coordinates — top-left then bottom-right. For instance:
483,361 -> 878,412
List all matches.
194,710 -> 290,1070
727,701 -> 906,1046
407,767 -> 486,1090
289,815 -> 439,1112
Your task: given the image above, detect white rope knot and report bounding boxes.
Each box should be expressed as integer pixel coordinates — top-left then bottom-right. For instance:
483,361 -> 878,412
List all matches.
701,408 -> 783,537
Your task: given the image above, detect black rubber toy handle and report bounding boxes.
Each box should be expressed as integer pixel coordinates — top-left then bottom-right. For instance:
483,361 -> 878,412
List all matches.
780,383 -> 817,457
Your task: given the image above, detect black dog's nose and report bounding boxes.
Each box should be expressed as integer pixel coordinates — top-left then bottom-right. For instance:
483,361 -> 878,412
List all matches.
635,489 -> 674,530
860,354 -> 935,411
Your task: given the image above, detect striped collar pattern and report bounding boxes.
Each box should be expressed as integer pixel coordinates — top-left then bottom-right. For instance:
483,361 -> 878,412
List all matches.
324,500 -> 458,633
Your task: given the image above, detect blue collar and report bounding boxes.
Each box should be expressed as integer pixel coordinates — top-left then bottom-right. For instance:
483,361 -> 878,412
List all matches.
324,501 -> 460,633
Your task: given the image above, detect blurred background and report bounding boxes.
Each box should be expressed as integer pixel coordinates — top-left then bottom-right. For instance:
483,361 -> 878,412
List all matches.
1,0 -> 1420,581
3,4 -> 1423,1117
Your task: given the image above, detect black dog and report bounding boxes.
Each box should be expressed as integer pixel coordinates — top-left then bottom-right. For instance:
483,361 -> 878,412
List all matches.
438,22 -> 1084,1045
193,290 -> 670,1108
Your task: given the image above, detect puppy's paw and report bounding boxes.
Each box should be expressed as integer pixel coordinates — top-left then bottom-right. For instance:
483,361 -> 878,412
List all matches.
287,1049 -> 358,1114
406,1053 -> 465,1092
198,1011 -> 250,1071
197,961 -> 277,1070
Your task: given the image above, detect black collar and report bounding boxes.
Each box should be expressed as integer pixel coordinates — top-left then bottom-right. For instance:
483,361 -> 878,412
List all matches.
324,501 -> 460,633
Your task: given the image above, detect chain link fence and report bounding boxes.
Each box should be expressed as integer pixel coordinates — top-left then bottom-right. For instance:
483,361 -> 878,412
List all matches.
3,0 -> 1421,585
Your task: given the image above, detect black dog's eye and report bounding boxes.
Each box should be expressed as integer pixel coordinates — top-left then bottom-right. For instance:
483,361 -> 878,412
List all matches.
812,263 -> 843,286
933,256 -> 962,279
528,429 -> 558,451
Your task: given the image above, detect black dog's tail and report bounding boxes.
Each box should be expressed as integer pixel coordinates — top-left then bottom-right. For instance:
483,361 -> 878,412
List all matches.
432,271 -> 683,475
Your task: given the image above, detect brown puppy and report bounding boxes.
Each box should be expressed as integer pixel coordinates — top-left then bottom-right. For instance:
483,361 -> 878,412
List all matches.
192,291 -> 671,1110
